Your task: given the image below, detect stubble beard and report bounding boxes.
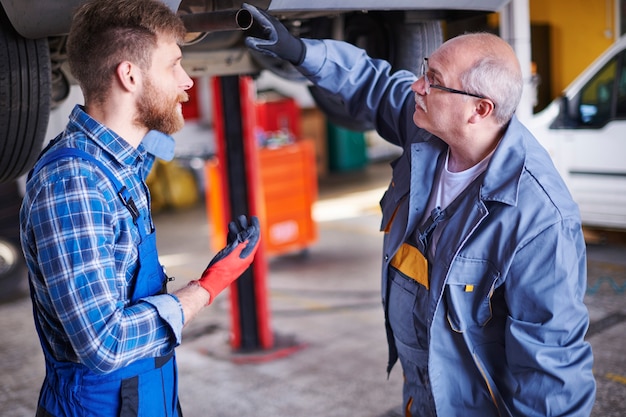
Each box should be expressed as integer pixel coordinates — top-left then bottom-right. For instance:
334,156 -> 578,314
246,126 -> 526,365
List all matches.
136,76 -> 188,135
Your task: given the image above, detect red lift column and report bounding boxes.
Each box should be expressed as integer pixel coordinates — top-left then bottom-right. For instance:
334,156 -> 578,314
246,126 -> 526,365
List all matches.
211,75 -> 273,351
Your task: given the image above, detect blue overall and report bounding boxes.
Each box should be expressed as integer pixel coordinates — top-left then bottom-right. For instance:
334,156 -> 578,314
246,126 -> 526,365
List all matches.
29,148 -> 181,417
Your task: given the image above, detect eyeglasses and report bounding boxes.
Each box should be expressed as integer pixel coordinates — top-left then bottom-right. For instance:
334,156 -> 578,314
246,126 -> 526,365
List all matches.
420,58 -> 489,101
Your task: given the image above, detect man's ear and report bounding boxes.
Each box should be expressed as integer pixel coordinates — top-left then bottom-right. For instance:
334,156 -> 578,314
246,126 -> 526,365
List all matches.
116,61 -> 140,93
469,99 -> 495,124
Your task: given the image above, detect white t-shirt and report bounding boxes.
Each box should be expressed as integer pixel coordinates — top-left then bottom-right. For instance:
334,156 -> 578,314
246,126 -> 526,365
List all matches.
421,149 -> 493,257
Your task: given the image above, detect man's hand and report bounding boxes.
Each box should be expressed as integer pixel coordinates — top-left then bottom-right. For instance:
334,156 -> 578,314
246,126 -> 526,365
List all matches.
197,215 -> 260,304
242,3 -> 306,65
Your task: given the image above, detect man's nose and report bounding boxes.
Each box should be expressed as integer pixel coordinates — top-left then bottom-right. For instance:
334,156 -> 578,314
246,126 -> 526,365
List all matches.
181,71 -> 194,91
411,77 -> 427,95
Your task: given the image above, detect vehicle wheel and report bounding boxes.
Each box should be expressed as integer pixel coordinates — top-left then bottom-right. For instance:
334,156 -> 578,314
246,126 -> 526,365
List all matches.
0,6 -> 51,183
0,238 -> 28,303
308,14 -> 443,131
0,180 -> 28,303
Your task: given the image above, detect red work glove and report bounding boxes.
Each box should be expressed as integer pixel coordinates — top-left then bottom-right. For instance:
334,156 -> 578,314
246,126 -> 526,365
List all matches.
197,215 -> 260,304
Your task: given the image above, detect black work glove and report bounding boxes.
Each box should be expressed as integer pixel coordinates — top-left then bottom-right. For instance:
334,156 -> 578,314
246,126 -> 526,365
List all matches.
242,3 -> 306,65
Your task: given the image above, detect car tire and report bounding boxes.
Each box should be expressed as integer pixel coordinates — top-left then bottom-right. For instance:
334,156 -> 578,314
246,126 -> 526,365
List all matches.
0,238 -> 28,303
308,14 -> 443,131
0,180 -> 28,303
0,6 -> 51,183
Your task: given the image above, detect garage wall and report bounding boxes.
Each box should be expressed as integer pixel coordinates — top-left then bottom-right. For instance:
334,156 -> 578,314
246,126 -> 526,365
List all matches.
530,0 -> 616,99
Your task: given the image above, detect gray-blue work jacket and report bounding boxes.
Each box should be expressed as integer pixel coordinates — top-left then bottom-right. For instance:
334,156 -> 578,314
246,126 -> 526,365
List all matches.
298,38 -> 596,416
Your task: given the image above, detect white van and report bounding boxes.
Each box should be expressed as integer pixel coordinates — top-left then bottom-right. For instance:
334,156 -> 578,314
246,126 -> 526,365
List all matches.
528,36 -> 626,230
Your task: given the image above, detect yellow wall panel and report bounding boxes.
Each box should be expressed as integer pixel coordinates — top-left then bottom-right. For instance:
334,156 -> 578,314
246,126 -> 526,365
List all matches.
530,0 -> 615,98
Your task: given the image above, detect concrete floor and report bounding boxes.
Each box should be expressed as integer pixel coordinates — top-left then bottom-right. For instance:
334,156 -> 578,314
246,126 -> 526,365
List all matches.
1,161 -> 624,416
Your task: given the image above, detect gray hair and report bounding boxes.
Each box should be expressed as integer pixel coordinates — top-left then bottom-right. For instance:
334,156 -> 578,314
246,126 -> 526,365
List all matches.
456,35 -> 523,125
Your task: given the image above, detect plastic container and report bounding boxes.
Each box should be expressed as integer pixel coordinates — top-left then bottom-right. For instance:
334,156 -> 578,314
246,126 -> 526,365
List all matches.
326,122 -> 367,172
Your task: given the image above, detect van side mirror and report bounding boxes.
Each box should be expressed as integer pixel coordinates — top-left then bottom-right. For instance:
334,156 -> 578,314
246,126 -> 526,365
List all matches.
550,96 -> 579,129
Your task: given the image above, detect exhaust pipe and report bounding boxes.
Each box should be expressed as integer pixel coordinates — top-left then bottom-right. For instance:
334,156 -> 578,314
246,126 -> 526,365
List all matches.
180,8 -> 254,34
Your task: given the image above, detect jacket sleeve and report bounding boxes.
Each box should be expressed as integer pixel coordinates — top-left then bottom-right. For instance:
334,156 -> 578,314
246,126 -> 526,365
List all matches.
504,219 -> 596,416
298,39 -> 419,149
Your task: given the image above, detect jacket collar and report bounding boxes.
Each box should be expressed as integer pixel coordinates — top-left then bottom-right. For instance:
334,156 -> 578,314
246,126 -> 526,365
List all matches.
479,115 -> 526,207
416,115 -> 526,209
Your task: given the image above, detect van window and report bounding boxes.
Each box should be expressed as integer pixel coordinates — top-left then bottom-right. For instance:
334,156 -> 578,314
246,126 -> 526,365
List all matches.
579,58 -> 616,126
578,51 -> 626,126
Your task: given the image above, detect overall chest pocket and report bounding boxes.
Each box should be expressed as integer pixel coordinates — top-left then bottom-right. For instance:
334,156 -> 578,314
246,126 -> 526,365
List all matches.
445,257 -> 500,332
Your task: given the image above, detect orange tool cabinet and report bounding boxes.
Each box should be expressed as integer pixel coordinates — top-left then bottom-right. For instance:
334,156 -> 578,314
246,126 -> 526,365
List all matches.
206,139 -> 318,256
257,140 -> 317,255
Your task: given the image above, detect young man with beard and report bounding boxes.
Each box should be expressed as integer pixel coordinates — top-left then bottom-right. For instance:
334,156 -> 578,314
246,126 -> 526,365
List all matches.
20,1 -> 260,415
242,4 -> 595,417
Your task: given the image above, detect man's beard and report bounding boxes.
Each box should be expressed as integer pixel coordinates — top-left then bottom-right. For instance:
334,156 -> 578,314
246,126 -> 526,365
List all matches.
136,76 -> 188,135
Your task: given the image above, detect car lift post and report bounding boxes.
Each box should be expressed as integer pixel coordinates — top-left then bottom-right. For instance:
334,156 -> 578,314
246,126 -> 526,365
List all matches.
209,75 -> 305,361
210,74 -> 273,352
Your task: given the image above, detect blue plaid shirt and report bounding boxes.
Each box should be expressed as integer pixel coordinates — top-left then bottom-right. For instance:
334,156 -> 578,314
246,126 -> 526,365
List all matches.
20,105 -> 184,374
